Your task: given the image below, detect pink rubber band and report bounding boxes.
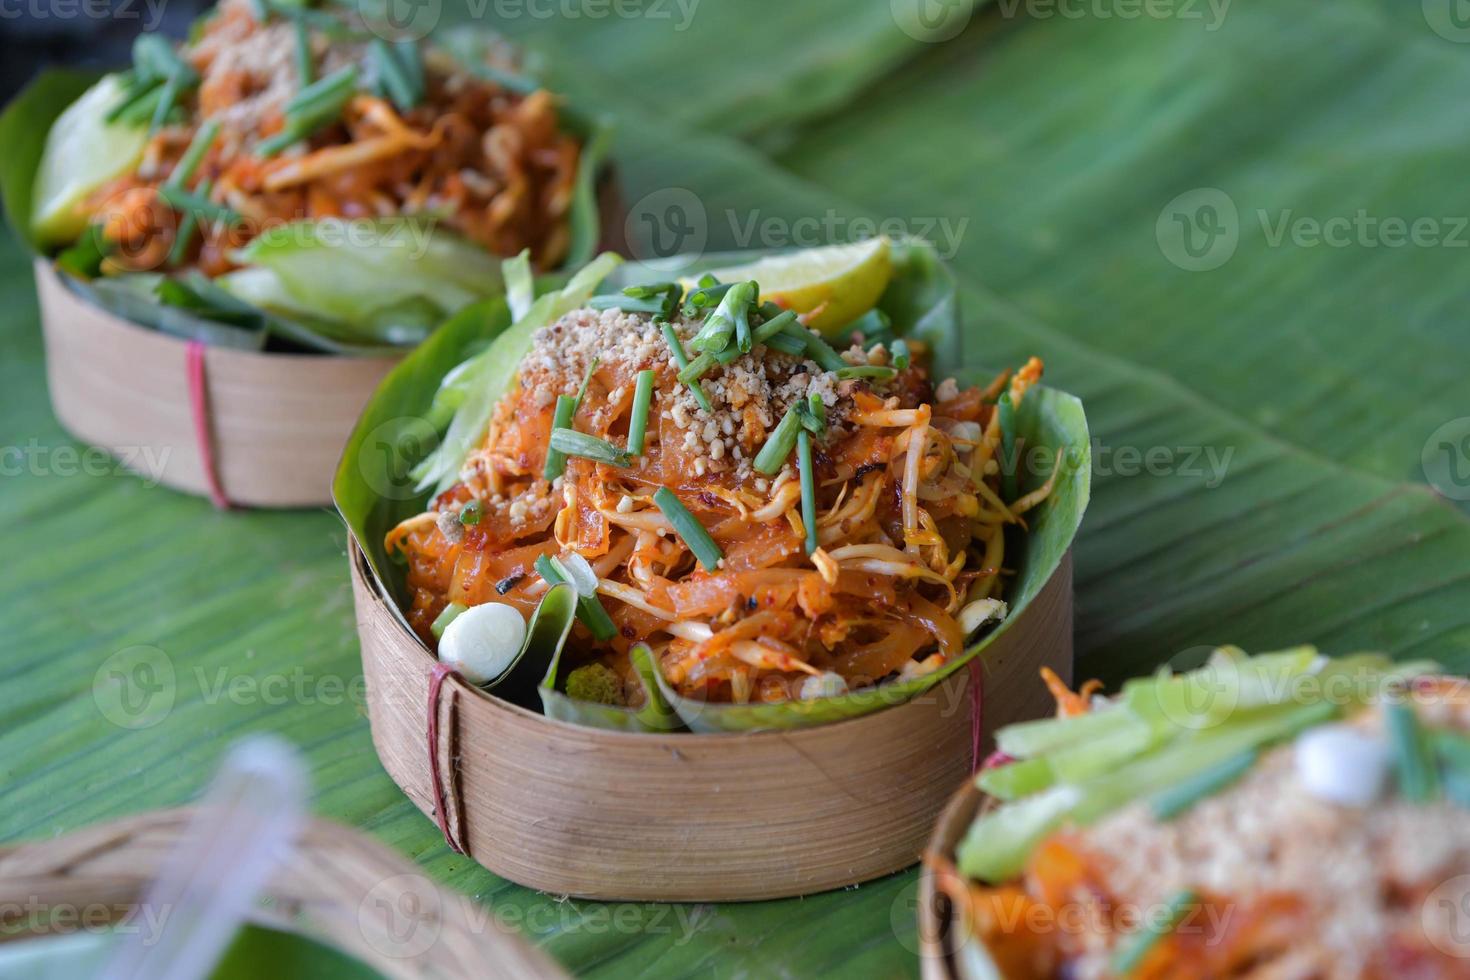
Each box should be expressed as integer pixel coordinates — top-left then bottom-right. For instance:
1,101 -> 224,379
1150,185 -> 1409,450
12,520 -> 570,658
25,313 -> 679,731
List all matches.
969,658 -> 985,774
427,661 -> 467,855
185,340 -> 230,509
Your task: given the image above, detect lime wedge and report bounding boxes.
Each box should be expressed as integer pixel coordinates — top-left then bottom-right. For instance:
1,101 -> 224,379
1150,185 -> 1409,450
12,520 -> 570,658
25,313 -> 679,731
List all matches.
699,237 -> 892,337
31,74 -> 149,248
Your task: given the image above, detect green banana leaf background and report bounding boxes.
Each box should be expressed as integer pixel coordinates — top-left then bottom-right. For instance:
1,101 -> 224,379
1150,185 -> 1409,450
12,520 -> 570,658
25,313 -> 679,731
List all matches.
2,0 -> 1468,976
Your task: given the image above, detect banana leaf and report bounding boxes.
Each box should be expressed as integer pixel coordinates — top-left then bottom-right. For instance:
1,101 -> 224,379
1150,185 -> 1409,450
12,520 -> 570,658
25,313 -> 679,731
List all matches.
0,32 -> 613,355
540,641 -> 681,733
336,241 -> 1088,732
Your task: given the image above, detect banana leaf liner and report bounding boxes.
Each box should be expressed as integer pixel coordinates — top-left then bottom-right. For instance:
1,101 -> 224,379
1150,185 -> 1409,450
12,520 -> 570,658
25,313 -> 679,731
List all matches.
0,806 -> 564,979
0,42 -> 617,509
334,242 -> 1086,899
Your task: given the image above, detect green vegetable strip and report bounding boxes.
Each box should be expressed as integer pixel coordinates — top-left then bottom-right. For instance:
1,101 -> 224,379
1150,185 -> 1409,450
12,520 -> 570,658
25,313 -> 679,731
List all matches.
395,39 -> 425,102
797,430 -> 818,555
534,556 -> 618,642
835,365 -> 897,381
808,392 -> 827,428
149,67 -> 188,133
1149,749 -> 1256,820
158,184 -> 240,225
803,331 -> 848,372
1388,701 -> 1439,803
543,395 -> 578,479
294,20 -> 314,86
891,338 -> 911,370
1110,889 -> 1198,976
166,178 -> 211,266
430,602 -> 466,639
574,356 -> 601,407
763,331 -> 807,356
659,320 -> 712,413
588,294 -> 667,314
286,64 -> 358,117
682,281 -> 733,315
794,398 -> 825,436
653,487 -> 722,572
371,39 -> 419,112
627,370 -> 654,455
548,429 -> 632,468
751,309 -> 799,345
753,405 -> 802,475
998,391 -> 1018,500
459,499 -> 483,526
106,78 -> 160,123
623,282 -> 680,299
166,120 -> 220,189
677,352 -> 717,384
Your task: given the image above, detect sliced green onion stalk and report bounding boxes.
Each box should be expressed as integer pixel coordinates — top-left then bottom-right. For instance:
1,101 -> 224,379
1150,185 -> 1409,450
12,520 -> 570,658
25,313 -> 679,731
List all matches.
797,430 -> 818,555
548,428 -> 632,468
286,64 -> 358,117
166,119 -> 220,189
659,320 -> 713,413
261,64 -> 358,157
587,294 -> 668,315
752,309 -> 799,346
574,356 -> 600,407
753,405 -> 802,476
677,352 -> 718,384
891,338 -> 911,370
976,756 -> 1055,801
148,66 -> 191,134
458,498 -> 482,526
1110,889 -> 1198,976
166,178 -> 211,266
158,184 -> 240,226
808,393 -> 827,428
550,551 -> 600,598
621,282 -> 681,318
803,330 -> 848,373
543,394 -> 578,480
534,554 -> 617,641
653,487 -> 722,572
794,397 -> 825,436
627,369 -> 654,455
371,38 -> 421,112
836,365 -> 898,381
1149,749 -> 1257,820
998,391 -> 1018,500
682,281 -> 733,316
294,19 -> 314,86
430,602 -> 466,639
1387,700 -> 1439,803
763,331 -> 807,356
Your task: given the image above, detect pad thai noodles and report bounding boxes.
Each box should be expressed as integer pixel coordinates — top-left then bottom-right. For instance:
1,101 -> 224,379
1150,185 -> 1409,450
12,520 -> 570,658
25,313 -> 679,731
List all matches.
387,256 -> 1059,706
929,649 -> 1467,979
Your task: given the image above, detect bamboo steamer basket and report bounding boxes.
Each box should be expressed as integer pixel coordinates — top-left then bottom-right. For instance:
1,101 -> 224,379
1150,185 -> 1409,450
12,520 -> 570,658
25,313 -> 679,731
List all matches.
0,806 -> 564,979
350,536 -> 1074,902
918,778 -> 991,979
35,259 -> 398,509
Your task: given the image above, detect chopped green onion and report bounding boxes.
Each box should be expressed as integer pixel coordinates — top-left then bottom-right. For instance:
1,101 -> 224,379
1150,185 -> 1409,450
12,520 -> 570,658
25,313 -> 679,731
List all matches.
803,331 -> 848,373
106,77 -> 160,123
395,39 -> 425,101
286,64 -> 358,117
696,273 -> 719,288
294,20 -> 314,86
431,602 -> 466,639
677,352 -> 717,385
371,38 -> 421,112
751,309 -> 799,345
808,393 -> 827,427
797,430 -> 818,555
165,178 -> 210,266
574,356 -> 600,406
459,499 -> 483,526
548,428 -> 633,468
1388,700 -> 1439,803
535,555 -> 618,641
682,281 -> 733,316
659,320 -> 713,413
627,369 -> 654,455
158,184 -> 240,226
149,66 -> 188,134
588,294 -> 667,314
653,487 -> 722,572
753,405 -> 802,476
1149,749 -> 1256,820
1110,889 -> 1197,976
763,331 -> 808,356
891,338 -> 911,371
133,34 -> 189,81
835,365 -> 898,381
998,391 -> 1018,500
543,394 -> 578,479
794,397 -> 825,436
692,280 -> 755,355
166,119 -> 220,189
622,282 -> 680,300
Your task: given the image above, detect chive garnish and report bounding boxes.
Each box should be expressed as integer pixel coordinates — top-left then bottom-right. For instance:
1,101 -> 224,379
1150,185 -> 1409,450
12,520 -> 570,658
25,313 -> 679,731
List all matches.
395,39 -> 425,102
430,602 -> 466,639
681,281 -> 732,316
891,338 -> 911,370
294,19 -> 314,86
1110,889 -> 1197,976
371,38 -> 421,112
794,396 -> 825,436
574,356 -> 600,406
627,369 -> 654,455
808,393 -> 827,428
548,429 -> 633,468
797,430 -> 818,555
158,184 -> 240,226
622,282 -> 680,300
543,394 -> 577,479
653,487 -> 722,572
260,64 -> 358,156
753,404 -> 802,476
167,119 -> 220,189
149,67 -> 187,133
1149,749 -> 1256,820
534,555 -> 618,641
165,178 -> 210,266
835,365 -> 898,381
998,391 -> 1018,500
1388,700 -> 1439,803
659,320 -> 713,413
588,294 -> 668,315
803,331 -> 848,373
763,331 -> 807,357
677,352 -> 717,384
751,309 -> 799,346
459,499 -> 483,526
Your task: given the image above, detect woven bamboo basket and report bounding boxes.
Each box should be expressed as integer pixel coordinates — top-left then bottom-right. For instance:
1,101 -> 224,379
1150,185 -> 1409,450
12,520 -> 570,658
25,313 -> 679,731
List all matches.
350,539 -> 1073,902
0,806 -> 564,979
35,259 -> 398,509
